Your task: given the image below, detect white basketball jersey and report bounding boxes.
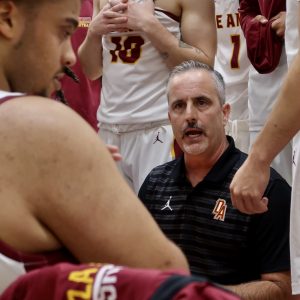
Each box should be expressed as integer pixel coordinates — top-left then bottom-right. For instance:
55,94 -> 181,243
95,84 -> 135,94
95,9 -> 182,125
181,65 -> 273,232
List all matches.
285,0 -> 299,66
285,1 -> 300,295
98,9 -> 181,125
214,0 -> 250,120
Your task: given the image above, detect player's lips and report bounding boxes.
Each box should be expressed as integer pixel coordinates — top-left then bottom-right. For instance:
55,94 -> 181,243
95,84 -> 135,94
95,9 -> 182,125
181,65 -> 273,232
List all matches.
54,72 -> 65,80
53,73 -> 64,90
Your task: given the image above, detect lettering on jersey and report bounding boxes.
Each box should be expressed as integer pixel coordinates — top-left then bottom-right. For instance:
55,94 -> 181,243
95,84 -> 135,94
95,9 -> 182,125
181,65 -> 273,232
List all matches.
230,34 -> 241,69
67,267 -> 98,300
79,17 -> 92,28
215,13 -> 240,29
110,36 -> 145,64
93,264 -> 122,300
212,199 -> 227,221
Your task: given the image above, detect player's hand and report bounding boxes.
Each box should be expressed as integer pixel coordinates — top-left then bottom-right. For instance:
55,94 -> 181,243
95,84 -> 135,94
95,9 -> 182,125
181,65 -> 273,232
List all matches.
108,0 -> 128,9
251,14 -> 268,24
88,1 -> 128,37
270,11 -> 286,38
230,157 -> 270,214
125,0 -> 154,31
107,144 -> 122,161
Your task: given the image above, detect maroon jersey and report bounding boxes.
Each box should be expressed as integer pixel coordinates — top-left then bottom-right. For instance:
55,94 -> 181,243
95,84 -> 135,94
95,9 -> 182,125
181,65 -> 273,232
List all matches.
0,240 -> 77,272
0,263 -> 240,300
60,0 -> 101,131
239,0 -> 285,73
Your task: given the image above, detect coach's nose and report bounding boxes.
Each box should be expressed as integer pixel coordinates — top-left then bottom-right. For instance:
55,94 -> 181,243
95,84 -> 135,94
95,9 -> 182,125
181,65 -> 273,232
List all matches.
185,100 -> 197,122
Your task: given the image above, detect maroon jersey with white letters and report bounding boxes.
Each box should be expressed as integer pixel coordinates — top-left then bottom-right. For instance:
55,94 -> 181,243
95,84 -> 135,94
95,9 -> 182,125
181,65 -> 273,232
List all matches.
0,263 -> 240,300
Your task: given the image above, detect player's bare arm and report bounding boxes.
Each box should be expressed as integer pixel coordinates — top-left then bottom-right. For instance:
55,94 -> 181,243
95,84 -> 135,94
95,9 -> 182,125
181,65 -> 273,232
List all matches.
78,0 -> 128,80
230,46 -> 300,214
230,5 -> 300,214
0,97 -> 189,271
124,0 -> 216,68
226,271 -> 292,300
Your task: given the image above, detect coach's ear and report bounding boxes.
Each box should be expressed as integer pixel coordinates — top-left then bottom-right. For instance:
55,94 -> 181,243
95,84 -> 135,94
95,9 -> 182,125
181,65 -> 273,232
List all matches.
222,103 -> 230,126
0,1 -> 23,39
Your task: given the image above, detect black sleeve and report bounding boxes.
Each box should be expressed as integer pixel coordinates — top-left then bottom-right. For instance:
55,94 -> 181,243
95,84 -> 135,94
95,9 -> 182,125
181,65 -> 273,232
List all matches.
250,178 -> 291,274
138,172 -> 153,206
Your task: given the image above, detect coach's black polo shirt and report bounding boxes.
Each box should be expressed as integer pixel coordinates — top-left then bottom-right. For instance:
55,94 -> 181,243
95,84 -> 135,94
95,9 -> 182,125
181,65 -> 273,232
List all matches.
139,136 -> 291,285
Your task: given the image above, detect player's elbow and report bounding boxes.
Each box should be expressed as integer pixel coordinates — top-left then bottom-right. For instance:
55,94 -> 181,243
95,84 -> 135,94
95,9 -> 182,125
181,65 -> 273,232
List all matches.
79,60 -> 102,81
161,241 -> 190,272
86,70 -> 102,81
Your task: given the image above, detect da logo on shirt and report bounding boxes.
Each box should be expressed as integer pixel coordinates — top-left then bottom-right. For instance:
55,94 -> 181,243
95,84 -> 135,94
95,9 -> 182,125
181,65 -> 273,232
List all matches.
212,199 -> 227,221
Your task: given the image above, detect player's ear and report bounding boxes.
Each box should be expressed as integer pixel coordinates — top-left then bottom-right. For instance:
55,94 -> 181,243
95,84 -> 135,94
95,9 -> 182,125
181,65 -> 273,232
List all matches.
0,1 -> 22,39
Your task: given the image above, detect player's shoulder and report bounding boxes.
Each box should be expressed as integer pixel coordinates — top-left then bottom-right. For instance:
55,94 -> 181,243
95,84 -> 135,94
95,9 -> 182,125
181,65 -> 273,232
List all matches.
0,96 -> 87,128
0,95 -> 96,148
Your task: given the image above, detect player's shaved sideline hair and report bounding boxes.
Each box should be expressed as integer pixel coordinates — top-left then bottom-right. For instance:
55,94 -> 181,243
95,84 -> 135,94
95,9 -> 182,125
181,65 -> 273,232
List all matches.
166,60 -> 226,106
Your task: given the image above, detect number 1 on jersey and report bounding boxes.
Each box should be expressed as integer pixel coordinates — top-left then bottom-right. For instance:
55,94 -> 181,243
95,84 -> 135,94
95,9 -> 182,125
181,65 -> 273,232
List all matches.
230,34 -> 240,69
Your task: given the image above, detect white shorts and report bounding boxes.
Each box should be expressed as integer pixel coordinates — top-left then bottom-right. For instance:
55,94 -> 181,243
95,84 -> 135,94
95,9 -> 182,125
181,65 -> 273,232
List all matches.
249,130 -> 292,185
248,50 -> 288,131
226,119 -> 250,154
248,49 -> 292,184
99,121 -> 174,194
291,132 -> 300,295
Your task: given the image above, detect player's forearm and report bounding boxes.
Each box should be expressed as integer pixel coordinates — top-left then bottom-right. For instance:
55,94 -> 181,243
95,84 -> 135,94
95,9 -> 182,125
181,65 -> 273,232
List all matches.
248,51 -> 300,167
78,31 -> 103,80
141,16 -> 214,68
226,280 -> 291,300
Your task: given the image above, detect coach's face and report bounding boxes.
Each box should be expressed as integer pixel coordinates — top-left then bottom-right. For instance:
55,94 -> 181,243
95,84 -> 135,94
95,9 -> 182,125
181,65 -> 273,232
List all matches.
168,70 -> 230,157
2,0 -> 80,96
